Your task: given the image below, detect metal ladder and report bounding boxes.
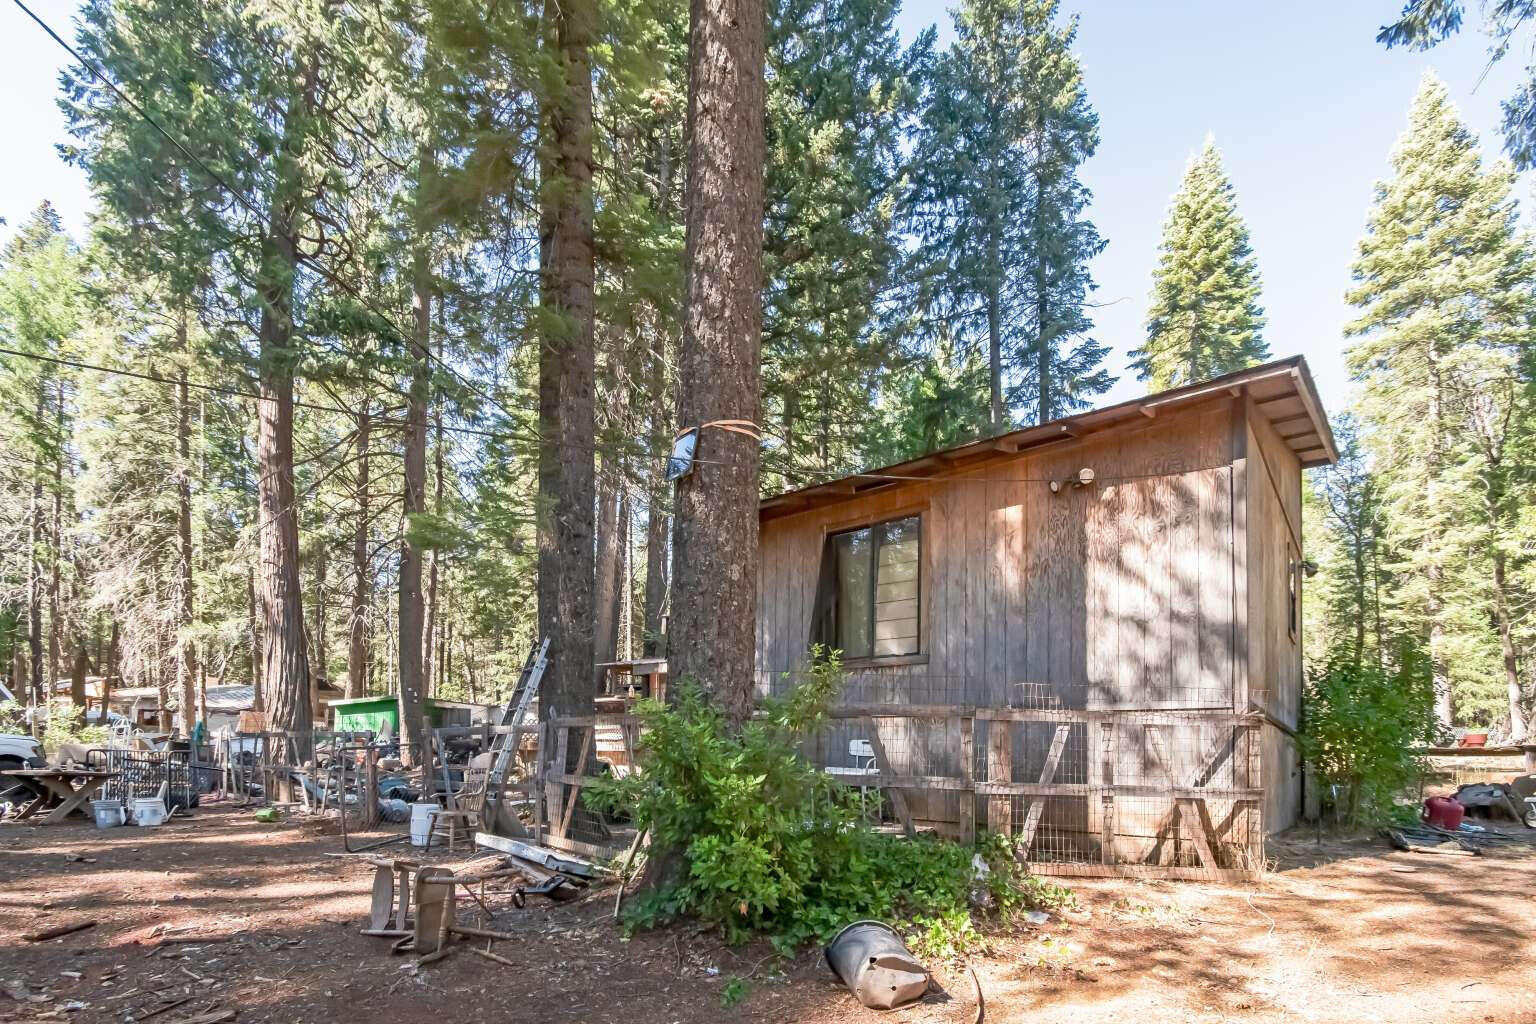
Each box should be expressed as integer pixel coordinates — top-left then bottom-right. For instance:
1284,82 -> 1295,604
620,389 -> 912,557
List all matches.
478,637 -> 550,834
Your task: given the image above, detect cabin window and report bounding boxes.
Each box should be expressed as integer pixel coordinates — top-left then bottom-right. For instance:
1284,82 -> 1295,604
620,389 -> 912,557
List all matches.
1287,548 -> 1299,642
813,515 -> 921,659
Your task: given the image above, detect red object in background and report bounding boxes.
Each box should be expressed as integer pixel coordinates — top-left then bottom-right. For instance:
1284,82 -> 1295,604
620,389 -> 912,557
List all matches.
1423,796 -> 1465,830
1459,732 -> 1489,748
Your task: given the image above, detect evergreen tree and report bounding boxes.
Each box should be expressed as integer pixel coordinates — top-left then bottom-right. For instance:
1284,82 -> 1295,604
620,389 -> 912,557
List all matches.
1130,139 -> 1267,389
760,0 -> 924,487
1345,74 -> 1536,734
862,334 -> 991,467
905,0 -> 1110,431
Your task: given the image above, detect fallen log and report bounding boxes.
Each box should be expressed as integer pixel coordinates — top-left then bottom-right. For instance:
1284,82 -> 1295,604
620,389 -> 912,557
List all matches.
23,920 -> 96,942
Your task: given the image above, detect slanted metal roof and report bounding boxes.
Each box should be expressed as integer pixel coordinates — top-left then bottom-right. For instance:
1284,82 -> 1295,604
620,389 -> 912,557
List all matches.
760,355 -> 1336,522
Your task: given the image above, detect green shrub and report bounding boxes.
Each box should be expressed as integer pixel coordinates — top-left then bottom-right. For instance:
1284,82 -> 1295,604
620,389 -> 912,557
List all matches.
586,651 -> 1074,954
1299,650 -> 1434,826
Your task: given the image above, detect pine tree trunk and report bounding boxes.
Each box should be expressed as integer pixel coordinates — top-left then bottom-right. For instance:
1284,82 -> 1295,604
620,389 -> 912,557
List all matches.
1035,276 -> 1050,425
642,466 -> 669,657
348,406 -> 370,699
1492,549 -> 1527,739
177,316 -> 198,735
27,383 -> 44,706
398,237 -> 431,767
669,0 -> 766,724
103,620 -> 117,711
1425,360 -> 1451,731
312,541 -> 328,684
247,564 -> 263,711
423,395 -> 443,694
595,457 -> 620,672
987,231 -> 1003,431
49,381 -> 62,689
255,75 -> 315,761
69,645 -> 86,709
536,0 -> 597,724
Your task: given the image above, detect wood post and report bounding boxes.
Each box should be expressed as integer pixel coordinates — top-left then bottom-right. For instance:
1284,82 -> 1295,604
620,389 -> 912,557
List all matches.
985,719 -> 1013,835
958,716 -> 975,845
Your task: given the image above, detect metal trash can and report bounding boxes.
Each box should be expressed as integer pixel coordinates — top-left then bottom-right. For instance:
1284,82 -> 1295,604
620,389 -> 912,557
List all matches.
824,920 -> 929,1010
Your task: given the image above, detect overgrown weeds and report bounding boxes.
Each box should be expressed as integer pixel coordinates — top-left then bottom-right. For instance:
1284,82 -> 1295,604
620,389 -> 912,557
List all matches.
586,650 -> 1075,956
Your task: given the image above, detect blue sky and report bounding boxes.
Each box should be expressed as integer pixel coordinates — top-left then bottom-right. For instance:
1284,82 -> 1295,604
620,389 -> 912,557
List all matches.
1,0 -> 1529,416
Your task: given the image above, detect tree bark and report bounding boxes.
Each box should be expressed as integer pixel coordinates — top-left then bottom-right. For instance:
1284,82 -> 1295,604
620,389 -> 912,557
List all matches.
177,315 -> 198,735
27,383 -> 45,706
1492,543 -> 1527,739
312,541 -> 328,685
348,405 -> 371,699
102,620 -> 117,713
594,456 -> 621,674
398,234 -> 431,767
49,379 -> 63,690
536,0 -> 598,724
423,392 -> 443,695
986,229 -> 1003,432
247,564 -> 263,711
255,74 -> 315,760
1425,359 -> 1451,732
668,0 -> 766,724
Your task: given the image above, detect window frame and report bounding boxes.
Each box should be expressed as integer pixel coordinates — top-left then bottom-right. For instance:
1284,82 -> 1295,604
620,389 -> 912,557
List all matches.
1287,546 -> 1300,643
811,510 -> 926,666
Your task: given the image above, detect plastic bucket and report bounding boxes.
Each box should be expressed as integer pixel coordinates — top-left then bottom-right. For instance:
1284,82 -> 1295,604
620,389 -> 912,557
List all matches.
409,801 -> 439,847
132,797 -> 168,827
824,920 -> 929,1010
91,799 -> 125,829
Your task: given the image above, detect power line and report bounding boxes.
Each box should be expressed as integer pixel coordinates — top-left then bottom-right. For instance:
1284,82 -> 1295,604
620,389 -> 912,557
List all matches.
10,0 -> 555,454
0,343 -> 694,465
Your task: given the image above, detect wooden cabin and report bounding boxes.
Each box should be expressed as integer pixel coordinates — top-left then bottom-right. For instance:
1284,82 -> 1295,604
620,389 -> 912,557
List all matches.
755,357 -> 1335,879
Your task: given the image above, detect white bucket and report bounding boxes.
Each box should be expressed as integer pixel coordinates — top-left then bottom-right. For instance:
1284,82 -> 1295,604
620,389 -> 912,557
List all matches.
409,801 -> 439,847
91,799 -> 125,829
132,797 -> 168,827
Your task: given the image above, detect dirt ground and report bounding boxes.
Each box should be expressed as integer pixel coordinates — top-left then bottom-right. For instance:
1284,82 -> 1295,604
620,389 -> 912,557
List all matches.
2,802 -> 1533,1024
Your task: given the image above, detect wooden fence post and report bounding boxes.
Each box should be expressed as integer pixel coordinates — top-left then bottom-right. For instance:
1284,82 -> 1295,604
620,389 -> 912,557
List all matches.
986,718 -> 1014,836
1100,720 -> 1115,865
959,715 -> 975,846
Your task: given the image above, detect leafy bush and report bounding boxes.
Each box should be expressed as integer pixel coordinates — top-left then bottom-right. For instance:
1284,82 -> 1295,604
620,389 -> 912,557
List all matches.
586,651 -> 1073,954
0,701 -> 109,754
42,707 -> 109,754
1299,650 -> 1434,826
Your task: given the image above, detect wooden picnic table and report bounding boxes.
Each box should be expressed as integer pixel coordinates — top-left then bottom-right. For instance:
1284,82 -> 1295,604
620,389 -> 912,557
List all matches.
8,768 -> 119,825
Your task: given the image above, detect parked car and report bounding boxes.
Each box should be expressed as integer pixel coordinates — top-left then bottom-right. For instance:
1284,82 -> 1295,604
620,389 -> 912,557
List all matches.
0,733 -> 47,802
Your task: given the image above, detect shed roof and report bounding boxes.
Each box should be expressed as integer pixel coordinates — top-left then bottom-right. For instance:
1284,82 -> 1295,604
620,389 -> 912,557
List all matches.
760,355 -> 1336,522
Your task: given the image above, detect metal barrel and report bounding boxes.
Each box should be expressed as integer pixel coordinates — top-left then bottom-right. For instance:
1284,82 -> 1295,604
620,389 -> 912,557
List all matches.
824,920 -> 929,1010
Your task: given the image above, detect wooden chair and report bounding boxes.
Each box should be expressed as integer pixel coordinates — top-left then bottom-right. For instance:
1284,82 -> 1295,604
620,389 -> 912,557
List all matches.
427,768 -> 487,852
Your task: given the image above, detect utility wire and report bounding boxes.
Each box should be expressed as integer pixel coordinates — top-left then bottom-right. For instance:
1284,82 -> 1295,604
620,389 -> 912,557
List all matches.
9,0 -> 591,460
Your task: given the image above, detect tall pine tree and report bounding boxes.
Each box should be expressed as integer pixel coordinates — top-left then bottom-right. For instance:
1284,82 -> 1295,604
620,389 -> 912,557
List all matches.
1130,139 -> 1267,389
1346,74 -> 1536,734
905,0 -> 1110,431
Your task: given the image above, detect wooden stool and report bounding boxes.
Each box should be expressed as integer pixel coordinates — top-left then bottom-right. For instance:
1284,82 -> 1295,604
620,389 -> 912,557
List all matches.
426,808 -> 474,852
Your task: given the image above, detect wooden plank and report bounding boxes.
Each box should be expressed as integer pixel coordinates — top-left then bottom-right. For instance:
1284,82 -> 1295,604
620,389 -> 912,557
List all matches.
1025,861 -> 1260,882
1230,396 -> 1250,712
1100,721 -> 1115,864
860,717 -> 915,837
1014,724 -> 1071,858
985,719 -> 1014,835
958,716 -> 975,845
1146,726 -> 1221,871
828,703 -> 1258,726
558,725 -> 593,837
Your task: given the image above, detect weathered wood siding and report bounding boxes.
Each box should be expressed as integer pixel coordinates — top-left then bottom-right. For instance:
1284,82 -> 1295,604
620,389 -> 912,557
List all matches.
757,397 -> 1237,698
1242,398 -> 1305,831
758,398 -> 1250,835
